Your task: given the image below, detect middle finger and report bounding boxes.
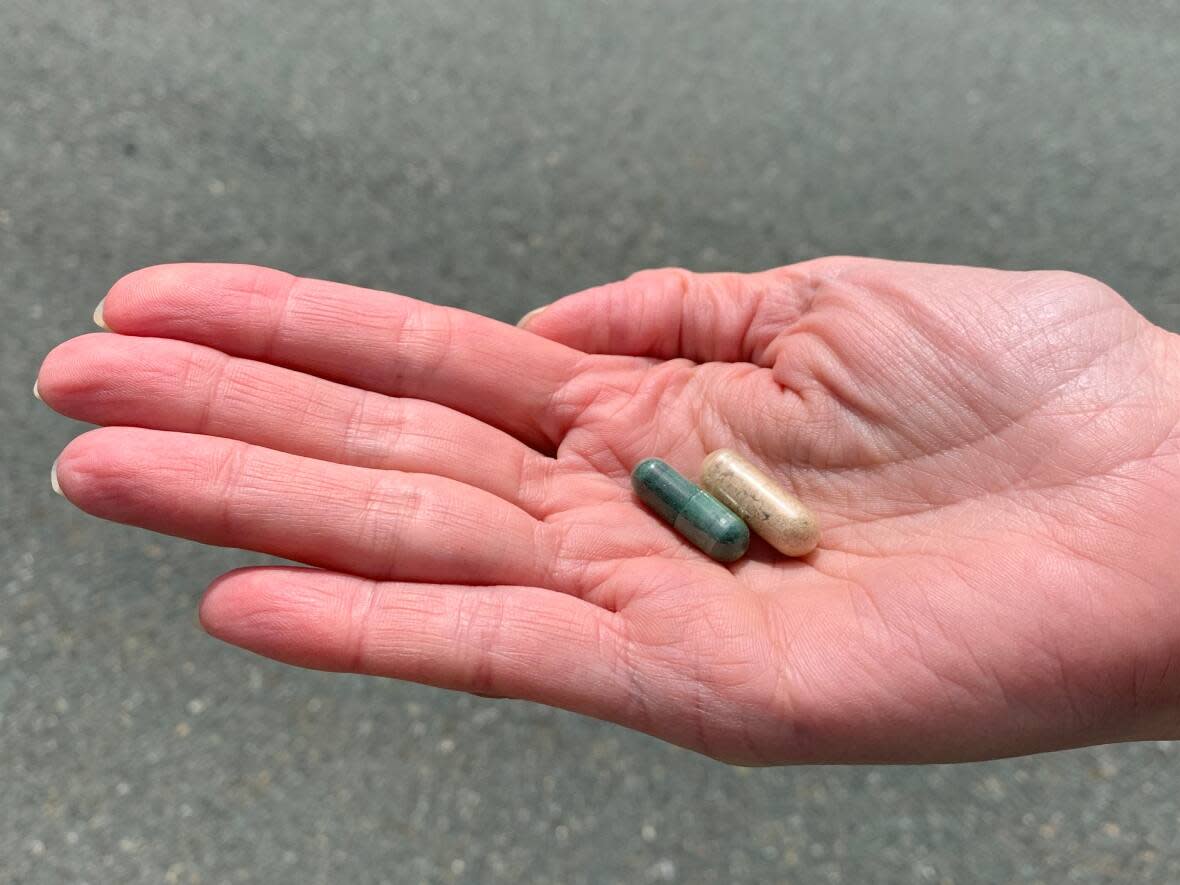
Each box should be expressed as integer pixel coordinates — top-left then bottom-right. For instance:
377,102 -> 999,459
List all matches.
38,333 -> 556,517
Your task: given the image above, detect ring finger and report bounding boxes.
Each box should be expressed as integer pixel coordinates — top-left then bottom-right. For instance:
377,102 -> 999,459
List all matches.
53,427 -> 564,589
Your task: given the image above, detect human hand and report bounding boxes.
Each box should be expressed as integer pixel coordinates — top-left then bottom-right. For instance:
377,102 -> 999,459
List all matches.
37,258 -> 1180,763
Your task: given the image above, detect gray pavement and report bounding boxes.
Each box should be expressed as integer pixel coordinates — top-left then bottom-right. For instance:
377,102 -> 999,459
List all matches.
4,2 -> 1180,883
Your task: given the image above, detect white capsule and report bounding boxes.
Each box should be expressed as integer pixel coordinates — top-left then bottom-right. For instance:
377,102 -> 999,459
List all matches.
699,449 -> 819,557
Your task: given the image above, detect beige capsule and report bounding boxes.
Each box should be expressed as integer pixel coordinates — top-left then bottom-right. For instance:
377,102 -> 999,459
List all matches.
699,449 -> 819,557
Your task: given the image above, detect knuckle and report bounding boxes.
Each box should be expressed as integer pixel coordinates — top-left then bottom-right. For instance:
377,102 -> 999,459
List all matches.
339,389 -> 382,461
534,521 -> 585,592
204,442 -> 253,515
450,591 -> 510,695
627,266 -> 695,298
394,303 -> 458,378
357,475 -> 426,550
344,578 -> 380,673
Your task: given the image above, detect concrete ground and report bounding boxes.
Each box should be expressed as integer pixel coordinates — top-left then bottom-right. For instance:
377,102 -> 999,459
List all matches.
4,2 -> 1180,882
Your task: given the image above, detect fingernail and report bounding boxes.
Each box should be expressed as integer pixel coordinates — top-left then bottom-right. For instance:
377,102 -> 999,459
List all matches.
93,297 -> 110,330
50,458 -> 62,496
517,305 -> 548,328
33,379 -> 42,401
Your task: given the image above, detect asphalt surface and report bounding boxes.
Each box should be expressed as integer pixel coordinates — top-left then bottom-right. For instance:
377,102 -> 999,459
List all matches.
4,2 -> 1180,883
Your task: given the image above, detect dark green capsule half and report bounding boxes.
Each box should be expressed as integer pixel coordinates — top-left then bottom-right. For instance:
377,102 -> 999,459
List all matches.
631,458 -> 750,563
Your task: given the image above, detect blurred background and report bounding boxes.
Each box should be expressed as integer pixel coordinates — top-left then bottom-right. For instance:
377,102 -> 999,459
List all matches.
4,2 -> 1180,883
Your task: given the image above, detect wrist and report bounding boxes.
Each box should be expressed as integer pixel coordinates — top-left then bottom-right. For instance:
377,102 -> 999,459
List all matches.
1119,328 -> 1180,739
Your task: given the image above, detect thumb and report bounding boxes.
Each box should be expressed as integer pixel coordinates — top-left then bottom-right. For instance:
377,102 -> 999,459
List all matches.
518,265 -> 816,364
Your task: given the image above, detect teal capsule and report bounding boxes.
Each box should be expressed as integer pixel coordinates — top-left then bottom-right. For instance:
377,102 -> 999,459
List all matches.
631,458 -> 750,563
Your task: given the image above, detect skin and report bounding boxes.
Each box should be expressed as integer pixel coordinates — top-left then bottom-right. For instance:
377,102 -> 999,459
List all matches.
36,257 -> 1180,764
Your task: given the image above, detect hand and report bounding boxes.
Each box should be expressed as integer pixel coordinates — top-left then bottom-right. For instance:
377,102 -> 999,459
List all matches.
37,258 -> 1180,763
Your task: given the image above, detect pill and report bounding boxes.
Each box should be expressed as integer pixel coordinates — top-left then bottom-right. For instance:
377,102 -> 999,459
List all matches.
631,458 -> 750,563
699,449 -> 819,557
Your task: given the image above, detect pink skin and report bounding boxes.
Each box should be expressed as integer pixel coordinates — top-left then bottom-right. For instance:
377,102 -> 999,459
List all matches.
37,257 -> 1180,764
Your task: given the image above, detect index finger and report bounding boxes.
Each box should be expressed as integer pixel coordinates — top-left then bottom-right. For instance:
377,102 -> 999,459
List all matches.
98,263 -> 586,451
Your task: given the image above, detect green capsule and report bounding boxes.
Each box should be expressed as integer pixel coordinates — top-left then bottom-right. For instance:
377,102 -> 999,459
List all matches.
631,458 -> 750,563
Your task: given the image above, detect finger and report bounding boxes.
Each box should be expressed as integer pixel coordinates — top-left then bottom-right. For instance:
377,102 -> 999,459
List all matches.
99,263 -> 585,451
38,333 -> 553,516
519,263 -> 822,364
54,427 -> 561,588
199,566 -> 633,716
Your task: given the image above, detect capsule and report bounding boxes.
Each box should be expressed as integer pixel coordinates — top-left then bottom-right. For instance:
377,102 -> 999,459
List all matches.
699,449 -> 819,557
631,458 -> 750,562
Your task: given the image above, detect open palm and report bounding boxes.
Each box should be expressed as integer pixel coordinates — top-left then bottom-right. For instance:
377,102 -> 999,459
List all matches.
39,257 -> 1180,763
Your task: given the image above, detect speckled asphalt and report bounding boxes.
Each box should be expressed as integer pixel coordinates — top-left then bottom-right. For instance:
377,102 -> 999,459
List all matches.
4,2 -> 1180,883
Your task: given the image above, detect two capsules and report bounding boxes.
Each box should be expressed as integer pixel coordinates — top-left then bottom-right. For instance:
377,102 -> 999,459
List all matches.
631,450 -> 819,563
